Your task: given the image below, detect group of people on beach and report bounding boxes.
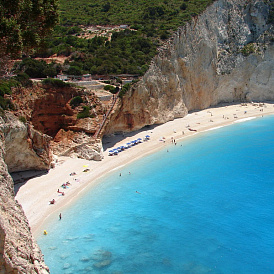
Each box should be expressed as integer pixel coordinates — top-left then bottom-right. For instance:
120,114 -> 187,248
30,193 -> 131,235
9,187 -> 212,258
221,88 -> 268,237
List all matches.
49,173 -> 77,205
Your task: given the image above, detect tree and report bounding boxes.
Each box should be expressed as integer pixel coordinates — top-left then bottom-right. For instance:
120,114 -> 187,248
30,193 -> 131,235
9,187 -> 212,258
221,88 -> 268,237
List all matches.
0,0 -> 58,75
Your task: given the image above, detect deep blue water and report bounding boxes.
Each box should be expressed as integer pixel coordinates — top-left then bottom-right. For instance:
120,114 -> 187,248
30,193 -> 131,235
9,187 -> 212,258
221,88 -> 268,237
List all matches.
38,115 -> 274,274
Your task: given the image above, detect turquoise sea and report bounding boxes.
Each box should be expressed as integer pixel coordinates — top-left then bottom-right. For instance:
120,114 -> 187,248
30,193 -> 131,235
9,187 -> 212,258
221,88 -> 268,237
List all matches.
38,115 -> 274,274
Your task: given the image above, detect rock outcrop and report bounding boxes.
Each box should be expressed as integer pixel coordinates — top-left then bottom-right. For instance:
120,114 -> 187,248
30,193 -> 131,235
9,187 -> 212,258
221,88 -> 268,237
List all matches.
105,0 -> 274,134
0,117 -> 49,273
1,113 -> 52,173
11,83 -> 106,160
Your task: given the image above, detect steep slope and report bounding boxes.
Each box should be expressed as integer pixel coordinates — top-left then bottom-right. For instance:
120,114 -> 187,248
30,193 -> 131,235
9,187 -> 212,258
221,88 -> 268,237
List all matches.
2,114 -> 52,173
0,115 -> 49,273
105,0 -> 273,133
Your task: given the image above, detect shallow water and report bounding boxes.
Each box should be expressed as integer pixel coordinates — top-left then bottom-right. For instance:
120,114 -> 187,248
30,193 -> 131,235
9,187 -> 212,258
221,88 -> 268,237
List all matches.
38,115 -> 274,273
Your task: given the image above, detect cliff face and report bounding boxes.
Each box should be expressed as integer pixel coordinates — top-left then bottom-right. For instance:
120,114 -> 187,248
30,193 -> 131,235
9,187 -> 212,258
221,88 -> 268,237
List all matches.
11,84 -> 105,161
105,0 -> 274,133
0,122 -> 49,273
1,114 -> 52,173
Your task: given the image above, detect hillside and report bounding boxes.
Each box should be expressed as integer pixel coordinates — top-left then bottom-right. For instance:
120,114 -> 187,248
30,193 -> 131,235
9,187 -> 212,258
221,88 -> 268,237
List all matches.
58,0 -> 215,29
25,0 -> 216,77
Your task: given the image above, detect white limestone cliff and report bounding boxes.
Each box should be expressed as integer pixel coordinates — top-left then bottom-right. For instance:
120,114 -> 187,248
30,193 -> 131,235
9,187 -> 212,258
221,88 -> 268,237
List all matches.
105,0 -> 274,134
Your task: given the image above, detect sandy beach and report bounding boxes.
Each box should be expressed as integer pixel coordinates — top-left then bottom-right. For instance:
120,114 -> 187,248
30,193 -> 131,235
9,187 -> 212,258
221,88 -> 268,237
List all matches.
15,102 -> 274,237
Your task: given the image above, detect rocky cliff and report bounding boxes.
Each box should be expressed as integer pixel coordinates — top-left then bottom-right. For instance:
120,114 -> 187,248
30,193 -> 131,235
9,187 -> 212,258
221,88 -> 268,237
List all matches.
0,115 -> 49,273
1,114 -> 52,173
105,0 -> 274,133
11,83 -> 105,161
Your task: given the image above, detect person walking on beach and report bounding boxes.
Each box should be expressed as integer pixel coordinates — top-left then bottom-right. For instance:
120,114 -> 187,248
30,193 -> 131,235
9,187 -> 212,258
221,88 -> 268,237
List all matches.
59,213 -> 62,220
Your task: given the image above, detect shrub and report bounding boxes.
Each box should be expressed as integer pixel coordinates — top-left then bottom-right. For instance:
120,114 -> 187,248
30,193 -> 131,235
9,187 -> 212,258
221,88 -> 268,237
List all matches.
118,83 -> 131,98
241,43 -> 256,56
0,79 -> 20,96
104,85 -> 117,93
180,3 -> 187,10
77,105 -> 91,119
16,58 -> 47,78
0,81 -> 11,96
14,58 -> 60,78
67,66 -> 82,76
14,73 -> 33,87
42,78 -> 71,88
70,96 -> 83,108
0,97 -> 15,110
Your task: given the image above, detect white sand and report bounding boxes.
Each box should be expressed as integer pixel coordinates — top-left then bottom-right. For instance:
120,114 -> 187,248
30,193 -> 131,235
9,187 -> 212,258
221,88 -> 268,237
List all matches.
15,102 -> 274,236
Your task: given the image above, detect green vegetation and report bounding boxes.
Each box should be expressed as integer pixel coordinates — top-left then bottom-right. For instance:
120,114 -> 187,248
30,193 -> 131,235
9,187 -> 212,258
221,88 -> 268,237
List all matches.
77,105 -> 93,119
241,43 -> 256,56
14,73 -> 33,87
118,83 -> 131,98
42,78 -> 71,88
70,96 -> 83,108
0,79 -> 18,110
58,0 -> 214,28
30,0 -> 216,77
38,28 -> 157,75
104,85 -> 118,94
14,58 -> 61,78
0,0 -> 58,59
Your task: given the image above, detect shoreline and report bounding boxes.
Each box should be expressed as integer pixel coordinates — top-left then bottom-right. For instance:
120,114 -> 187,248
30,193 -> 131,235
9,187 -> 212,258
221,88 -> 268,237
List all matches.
15,102 -> 274,237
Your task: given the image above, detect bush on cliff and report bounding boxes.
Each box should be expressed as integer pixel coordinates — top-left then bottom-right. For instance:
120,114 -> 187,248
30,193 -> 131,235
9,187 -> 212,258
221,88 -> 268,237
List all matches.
104,85 -> 117,93
70,96 -> 83,108
77,105 -> 94,119
0,97 -> 15,110
118,83 -> 131,98
42,78 -> 71,88
241,43 -> 256,56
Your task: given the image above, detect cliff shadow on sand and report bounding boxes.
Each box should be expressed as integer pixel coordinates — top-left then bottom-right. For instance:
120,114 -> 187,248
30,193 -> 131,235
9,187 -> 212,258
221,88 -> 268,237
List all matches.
12,170 -> 49,195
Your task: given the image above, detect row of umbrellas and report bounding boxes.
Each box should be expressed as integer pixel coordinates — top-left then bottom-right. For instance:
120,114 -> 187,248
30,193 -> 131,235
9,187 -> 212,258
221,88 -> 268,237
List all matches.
108,135 -> 150,156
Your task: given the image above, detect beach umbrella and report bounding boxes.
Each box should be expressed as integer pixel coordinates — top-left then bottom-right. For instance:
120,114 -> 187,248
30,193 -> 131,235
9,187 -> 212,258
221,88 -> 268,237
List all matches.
137,138 -> 142,140
145,135 -> 150,138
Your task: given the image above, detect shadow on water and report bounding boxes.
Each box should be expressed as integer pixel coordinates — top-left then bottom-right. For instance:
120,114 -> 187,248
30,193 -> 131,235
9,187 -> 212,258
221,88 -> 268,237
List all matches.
12,169 -> 49,195
102,124 -> 158,151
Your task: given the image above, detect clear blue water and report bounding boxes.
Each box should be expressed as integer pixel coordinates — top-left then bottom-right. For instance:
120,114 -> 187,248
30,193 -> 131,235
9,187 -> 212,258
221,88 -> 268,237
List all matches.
38,115 -> 274,274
